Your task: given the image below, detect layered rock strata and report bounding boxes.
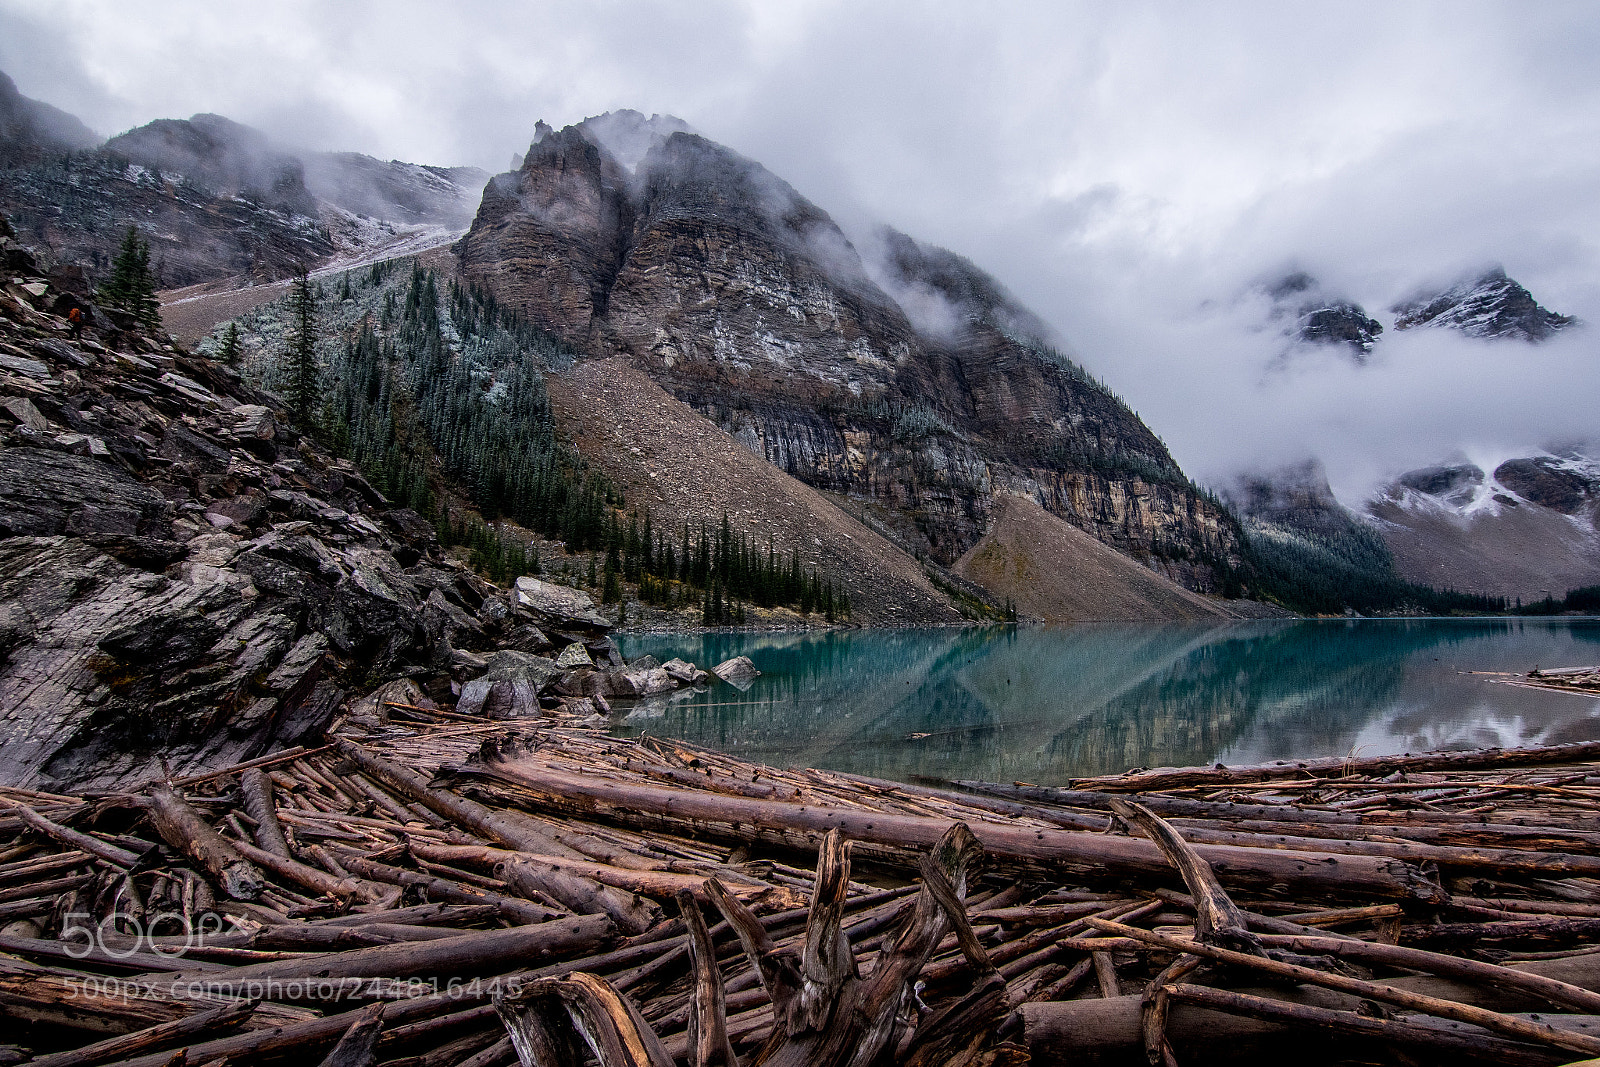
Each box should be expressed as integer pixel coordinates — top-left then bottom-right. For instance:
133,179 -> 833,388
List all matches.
460,113 -> 1244,591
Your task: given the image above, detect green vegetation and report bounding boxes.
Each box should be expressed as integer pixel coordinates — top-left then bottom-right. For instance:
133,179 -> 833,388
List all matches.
1519,585 -> 1600,615
1233,517 -> 1507,616
285,270 -> 320,428
97,225 -> 162,330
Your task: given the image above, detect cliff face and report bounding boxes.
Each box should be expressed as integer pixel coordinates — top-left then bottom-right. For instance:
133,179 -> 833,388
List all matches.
459,114 -> 1243,590
0,224 -> 574,789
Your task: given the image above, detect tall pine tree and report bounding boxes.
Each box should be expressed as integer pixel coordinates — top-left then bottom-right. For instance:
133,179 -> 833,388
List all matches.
285,269 -> 320,428
99,226 -> 163,331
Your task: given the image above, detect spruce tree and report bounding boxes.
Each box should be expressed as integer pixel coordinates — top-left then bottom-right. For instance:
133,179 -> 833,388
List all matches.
99,226 -> 163,331
217,321 -> 242,365
285,270 -> 320,428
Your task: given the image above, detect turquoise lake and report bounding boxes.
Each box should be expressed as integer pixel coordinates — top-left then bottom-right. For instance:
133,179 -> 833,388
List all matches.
615,619 -> 1600,786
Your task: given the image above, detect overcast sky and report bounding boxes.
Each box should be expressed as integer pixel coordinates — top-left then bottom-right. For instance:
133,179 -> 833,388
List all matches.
5,0 -> 1598,501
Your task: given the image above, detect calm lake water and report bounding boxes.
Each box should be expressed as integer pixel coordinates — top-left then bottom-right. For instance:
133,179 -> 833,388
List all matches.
614,619 -> 1600,786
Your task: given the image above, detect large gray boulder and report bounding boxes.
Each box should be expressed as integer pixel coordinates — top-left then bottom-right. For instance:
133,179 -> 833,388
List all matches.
456,650 -> 560,719
513,576 -> 611,632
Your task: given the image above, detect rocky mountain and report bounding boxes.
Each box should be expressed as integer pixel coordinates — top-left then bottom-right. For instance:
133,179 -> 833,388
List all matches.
0,216 -> 758,789
0,82 -> 486,291
459,112 -> 1244,594
1265,272 -> 1382,361
1367,451 -> 1600,600
1392,267 -> 1576,341
0,71 -> 98,168
103,113 -> 321,217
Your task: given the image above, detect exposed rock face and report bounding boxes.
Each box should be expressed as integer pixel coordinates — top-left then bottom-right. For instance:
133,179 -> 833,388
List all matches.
1266,272 -> 1382,360
0,71 -> 98,169
1367,451 -> 1600,600
461,114 -> 1243,590
1392,268 -> 1575,341
0,236 -> 565,790
1223,459 -> 1358,543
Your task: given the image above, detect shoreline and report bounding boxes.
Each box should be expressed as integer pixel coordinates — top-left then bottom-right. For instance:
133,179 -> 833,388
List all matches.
3,727 -> 1599,1065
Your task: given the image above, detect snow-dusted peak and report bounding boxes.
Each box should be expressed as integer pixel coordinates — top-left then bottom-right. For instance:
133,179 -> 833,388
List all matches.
1261,271 -> 1382,361
1391,268 -> 1576,341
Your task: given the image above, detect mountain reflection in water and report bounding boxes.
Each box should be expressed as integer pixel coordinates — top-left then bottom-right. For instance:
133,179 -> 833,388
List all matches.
615,619 -> 1600,786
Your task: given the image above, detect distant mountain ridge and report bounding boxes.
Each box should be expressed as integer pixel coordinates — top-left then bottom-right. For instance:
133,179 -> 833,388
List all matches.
0,76 -> 486,289
0,71 -> 97,168
1367,450 -> 1600,600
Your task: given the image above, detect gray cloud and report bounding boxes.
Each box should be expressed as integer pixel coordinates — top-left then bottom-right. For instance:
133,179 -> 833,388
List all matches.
4,0 -> 1597,504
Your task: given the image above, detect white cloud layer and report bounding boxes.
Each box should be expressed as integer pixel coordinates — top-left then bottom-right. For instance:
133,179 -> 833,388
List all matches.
4,0 -> 1597,503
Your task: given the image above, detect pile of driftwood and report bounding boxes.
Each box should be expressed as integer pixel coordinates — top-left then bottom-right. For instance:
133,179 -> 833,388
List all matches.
2,726 -> 1600,1066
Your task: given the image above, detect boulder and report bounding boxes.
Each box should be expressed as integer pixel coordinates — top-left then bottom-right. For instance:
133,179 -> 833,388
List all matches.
555,641 -> 593,669
456,650 -> 560,719
609,664 -> 678,697
662,658 -> 709,685
713,656 -> 760,690
1,397 -> 47,431
349,677 -> 438,727
585,636 -> 624,669
0,447 -> 172,537
513,575 -> 612,631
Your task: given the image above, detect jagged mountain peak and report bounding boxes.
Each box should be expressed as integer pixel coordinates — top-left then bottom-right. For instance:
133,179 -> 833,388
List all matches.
1391,266 -> 1576,341
1261,270 -> 1382,360
577,110 -> 693,173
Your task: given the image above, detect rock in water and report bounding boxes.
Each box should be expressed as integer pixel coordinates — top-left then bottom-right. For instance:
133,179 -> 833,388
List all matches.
713,656 -> 760,682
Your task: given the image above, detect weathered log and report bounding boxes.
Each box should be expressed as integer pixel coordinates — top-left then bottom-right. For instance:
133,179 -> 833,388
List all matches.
1091,919 -> 1600,1057
318,1001 -> 385,1067
1142,954 -> 1201,1067
155,916 -> 614,986
239,769 -> 292,858
407,842 -> 780,903
1021,950 -> 1600,1064
1106,797 -> 1261,954
1254,933 -> 1600,1014
228,838 -> 391,905
1410,917 -> 1600,948
449,756 -> 1447,902
495,972 -> 673,1067
147,785 -> 263,901
676,890 -> 738,1067
20,998 -> 258,1067
1167,983 -> 1600,1065
1093,740 -> 1600,790
332,853 -> 564,925
500,858 -> 659,937
332,741 -> 588,861
0,968 -> 315,1036
12,805 -> 142,868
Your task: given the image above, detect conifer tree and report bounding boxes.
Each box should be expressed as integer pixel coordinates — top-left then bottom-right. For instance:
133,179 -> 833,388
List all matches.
216,321 -> 242,365
285,269 -> 320,428
99,226 -> 163,330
